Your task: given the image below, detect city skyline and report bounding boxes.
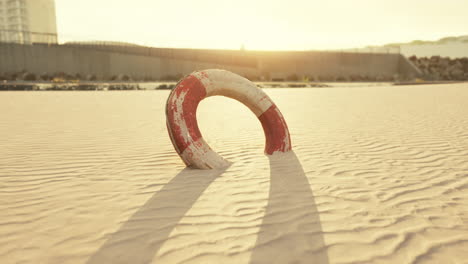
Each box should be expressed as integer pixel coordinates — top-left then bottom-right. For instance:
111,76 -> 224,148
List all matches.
54,0 -> 468,50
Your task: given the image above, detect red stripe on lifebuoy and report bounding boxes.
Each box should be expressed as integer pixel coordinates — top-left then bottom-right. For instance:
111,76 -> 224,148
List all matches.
166,74 -> 206,154
259,105 -> 292,155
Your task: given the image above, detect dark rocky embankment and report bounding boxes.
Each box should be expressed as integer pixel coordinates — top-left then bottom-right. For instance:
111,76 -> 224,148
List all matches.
0,71 -> 172,82
0,83 -> 145,91
409,56 -> 468,81
0,70 -> 396,83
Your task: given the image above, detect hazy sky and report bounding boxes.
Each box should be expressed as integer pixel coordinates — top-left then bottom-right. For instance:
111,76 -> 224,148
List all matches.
55,0 -> 468,50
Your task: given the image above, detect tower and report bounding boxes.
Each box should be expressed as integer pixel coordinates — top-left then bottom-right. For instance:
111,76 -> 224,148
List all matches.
0,0 -> 57,44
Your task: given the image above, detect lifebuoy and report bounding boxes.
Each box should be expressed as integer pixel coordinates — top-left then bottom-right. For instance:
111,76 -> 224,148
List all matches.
166,69 -> 291,169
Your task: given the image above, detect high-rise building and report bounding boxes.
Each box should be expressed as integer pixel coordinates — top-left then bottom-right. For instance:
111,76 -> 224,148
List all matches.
0,0 -> 57,44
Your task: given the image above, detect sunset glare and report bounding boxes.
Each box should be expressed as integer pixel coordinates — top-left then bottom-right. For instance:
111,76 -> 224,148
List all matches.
55,0 -> 468,50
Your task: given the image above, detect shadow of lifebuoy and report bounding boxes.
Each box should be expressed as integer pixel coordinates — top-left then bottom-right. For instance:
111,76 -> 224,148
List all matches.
249,151 -> 329,264
87,152 -> 329,264
86,167 -> 227,264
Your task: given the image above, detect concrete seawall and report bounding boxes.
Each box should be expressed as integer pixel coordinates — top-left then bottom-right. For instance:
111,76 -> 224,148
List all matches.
0,43 -> 420,81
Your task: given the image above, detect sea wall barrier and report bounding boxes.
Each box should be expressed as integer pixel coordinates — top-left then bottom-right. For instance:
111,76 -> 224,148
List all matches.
0,43 -> 420,82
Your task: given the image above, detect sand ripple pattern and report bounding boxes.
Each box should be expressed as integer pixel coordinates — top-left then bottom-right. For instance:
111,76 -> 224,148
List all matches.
1,84 -> 468,263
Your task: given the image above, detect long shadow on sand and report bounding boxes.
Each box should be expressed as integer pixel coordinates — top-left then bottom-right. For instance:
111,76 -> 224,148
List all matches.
249,151 -> 329,264
86,167 -> 227,264
87,152 -> 328,264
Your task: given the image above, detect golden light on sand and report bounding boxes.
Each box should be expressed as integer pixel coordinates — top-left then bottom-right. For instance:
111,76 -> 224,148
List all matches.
1,84 -> 468,263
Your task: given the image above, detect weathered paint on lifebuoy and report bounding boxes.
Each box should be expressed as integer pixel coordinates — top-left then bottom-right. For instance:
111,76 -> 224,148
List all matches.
166,69 -> 291,169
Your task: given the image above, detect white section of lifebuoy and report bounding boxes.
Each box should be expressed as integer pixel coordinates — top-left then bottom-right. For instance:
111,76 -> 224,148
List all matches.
193,70 -> 273,117
180,138 -> 230,169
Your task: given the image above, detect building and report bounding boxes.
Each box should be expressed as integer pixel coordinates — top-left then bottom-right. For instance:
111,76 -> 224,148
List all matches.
0,0 -> 57,44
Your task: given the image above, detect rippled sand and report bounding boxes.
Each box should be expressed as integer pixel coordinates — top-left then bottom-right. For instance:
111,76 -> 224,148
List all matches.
1,84 -> 468,264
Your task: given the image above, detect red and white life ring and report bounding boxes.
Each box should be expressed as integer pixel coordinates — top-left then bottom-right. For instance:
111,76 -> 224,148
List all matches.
166,69 -> 291,169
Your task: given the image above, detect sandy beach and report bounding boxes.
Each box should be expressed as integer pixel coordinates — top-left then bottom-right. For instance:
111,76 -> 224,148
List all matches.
1,83 -> 467,263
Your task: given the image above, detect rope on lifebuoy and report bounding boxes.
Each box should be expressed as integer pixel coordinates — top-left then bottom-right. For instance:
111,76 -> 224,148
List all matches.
166,69 -> 291,169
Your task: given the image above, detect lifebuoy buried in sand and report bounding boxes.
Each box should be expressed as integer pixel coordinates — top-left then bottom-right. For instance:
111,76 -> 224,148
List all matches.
166,69 -> 291,169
